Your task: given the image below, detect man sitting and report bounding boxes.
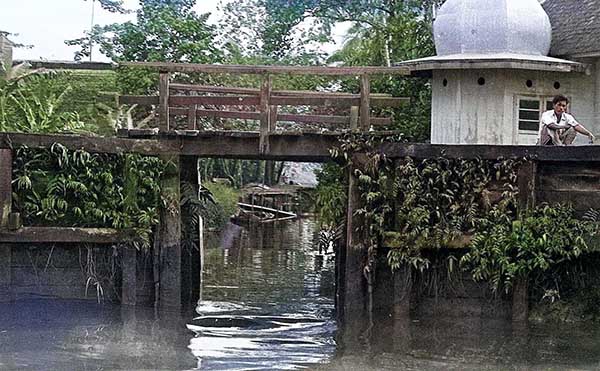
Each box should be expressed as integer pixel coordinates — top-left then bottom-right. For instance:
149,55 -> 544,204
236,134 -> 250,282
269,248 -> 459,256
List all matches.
538,95 -> 595,145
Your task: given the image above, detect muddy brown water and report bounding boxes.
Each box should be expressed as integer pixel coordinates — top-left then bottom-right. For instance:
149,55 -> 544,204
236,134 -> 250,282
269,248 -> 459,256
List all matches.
1,219 -> 600,370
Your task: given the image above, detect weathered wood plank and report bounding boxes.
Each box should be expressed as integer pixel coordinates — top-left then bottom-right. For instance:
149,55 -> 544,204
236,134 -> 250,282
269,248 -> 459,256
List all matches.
539,174 -> 600,192
118,95 -> 159,105
23,60 -> 115,71
158,154 -> 182,312
169,83 -> 400,99
170,108 -> 391,126
170,108 -> 260,120
0,132 -> 177,156
187,104 -> 198,130
360,74 -> 370,131
340,166 -> 368,338
170,84 -> 259,95
537,190 -> 600,211
121,246 -> 137,306
0,244 -> 10,293
122,94 -> 408,108
270,96 -> 407,108
170,95 -> 260,106
158,72 -> 170,131
259,75 -> 272,154
0,227 -> 134,243
517,161 -> 537,210
0,149 -> 11,229
5,132 -> 600,163
512,277 -> 528,323
121,62 -> 411,76
350,106 -> 359,132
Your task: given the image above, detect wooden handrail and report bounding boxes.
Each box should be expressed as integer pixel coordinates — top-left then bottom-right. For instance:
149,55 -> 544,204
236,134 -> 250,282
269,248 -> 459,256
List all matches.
120,61 -> 410,76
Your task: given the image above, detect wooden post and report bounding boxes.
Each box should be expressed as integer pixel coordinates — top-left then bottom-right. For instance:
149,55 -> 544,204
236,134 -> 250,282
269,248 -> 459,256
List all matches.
349,106 -> 359,132
340,163 -> 368,341
259,74 -> 272,154
158,72 -> 170,132
0,149 -> 10,295
158,154 -> 182,313
512,277 -> 528,322
187,104 -> 197,130
0,149 -> 11,230
121,245 -> 137,306
359,74 -> 370,131
517,161 -> 537,211
121,155 -> 138,306
513,160 -> 536,322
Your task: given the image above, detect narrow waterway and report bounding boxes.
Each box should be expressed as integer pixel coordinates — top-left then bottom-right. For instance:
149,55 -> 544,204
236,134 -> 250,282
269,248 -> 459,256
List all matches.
3,218 -> 600,370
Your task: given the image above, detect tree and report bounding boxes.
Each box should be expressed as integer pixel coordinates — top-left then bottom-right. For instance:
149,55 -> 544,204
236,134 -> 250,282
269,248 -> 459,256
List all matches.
67,0 -> 222,64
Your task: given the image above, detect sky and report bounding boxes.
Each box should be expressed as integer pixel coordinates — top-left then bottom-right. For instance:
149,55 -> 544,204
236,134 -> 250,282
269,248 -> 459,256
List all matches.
1,0 -> 348,62
0,0 -> 228,61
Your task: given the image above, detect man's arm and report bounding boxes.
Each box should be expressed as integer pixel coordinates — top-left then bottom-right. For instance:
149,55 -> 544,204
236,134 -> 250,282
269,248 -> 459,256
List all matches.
574,124 -> 595,140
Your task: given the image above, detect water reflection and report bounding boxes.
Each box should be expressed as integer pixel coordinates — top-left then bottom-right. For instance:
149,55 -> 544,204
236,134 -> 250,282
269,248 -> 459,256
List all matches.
191,219 -> 337,370
0,299 -> 197,370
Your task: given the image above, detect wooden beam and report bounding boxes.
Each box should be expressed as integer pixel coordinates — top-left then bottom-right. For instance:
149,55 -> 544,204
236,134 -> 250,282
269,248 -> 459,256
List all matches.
158,154 -> 182,312
0,132 -> 177,156
0,227 -> 134,243
259,74 -> 272,154
158,72 -> 170,132
170,84 -> 259,95
169,83 -> 400,100
22,60 -> 115,71
0,149 -> 11,230
170,108 -> 391,125
517,161 -> 537,210
170,95 -> 260,106
270,96 -> 407,108
7,132 -> 600,163
360,74 -> 370,131
121,62 -> 411,76
341,166 -> 368,328
170,108 -> 260,120
350,106 -> 359,132
121,246 -> 137,306
118,95 -> 159,105
187,104 -> 198,130
119,94 -> 408,108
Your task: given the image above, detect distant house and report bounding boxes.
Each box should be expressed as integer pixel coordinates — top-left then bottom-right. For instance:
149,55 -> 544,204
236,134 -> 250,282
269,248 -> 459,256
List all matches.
399,0 -> 600,145
0,31 -> 13,71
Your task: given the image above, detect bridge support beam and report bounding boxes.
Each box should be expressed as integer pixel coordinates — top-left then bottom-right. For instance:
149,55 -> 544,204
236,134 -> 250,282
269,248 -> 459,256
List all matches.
158,154 -> 182,313
339,165 -> 368,347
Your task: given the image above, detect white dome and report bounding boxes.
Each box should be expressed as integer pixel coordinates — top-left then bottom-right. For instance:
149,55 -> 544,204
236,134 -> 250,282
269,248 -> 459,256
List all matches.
433,0 -> 552,56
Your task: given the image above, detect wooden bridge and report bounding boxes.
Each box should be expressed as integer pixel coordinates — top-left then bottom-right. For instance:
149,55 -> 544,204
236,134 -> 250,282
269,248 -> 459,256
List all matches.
2,62 -> 600,320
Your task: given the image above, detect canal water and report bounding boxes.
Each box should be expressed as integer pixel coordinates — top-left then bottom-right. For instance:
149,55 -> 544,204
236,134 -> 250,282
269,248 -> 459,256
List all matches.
2,218 -> 600,370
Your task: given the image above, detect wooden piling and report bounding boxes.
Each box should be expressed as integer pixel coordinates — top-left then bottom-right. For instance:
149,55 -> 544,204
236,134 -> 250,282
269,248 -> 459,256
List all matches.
121,246 -> 137,306
340,165 -> 368,338
121,155 -> 138,306
512,277 -> 529,322
0,149 -> 11,230
158,154 -> 182,312
512,161 -> 536,322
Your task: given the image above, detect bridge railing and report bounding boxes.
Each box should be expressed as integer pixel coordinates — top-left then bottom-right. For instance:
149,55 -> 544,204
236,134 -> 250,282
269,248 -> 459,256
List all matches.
117,62 -> 411,153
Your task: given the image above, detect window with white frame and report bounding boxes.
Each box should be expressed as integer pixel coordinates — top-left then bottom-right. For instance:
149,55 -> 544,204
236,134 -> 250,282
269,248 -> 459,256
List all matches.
517,97 -> 555,132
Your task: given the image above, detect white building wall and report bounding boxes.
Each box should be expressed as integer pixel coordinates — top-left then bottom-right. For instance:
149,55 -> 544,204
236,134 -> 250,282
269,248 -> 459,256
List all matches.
432,69 -> 508,144
431,66 -> 598,145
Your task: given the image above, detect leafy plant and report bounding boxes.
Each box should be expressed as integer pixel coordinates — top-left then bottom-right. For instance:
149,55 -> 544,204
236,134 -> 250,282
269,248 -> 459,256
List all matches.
12,144 -> 167,250
461,204 -> 599,293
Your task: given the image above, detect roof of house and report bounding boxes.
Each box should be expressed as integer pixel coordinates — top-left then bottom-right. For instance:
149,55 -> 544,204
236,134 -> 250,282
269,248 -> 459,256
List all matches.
543,0 -> 600,57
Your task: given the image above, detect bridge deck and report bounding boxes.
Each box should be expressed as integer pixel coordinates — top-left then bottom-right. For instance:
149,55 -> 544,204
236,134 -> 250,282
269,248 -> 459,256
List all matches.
3,131 -> 600,162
